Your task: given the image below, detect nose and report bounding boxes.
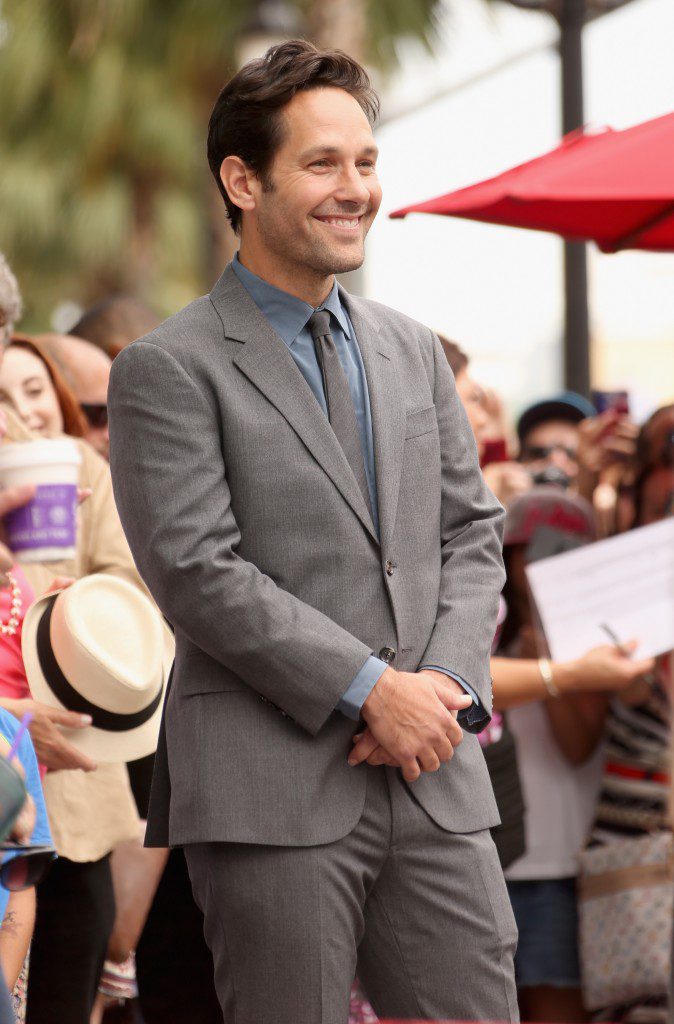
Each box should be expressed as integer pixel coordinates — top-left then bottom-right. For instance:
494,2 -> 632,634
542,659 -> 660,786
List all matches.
333,163 -> 371,207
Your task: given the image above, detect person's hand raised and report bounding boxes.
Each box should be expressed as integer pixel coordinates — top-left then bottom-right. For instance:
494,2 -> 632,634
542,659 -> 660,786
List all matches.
482,461 -> 531,509
566,641 -> 655,693
347,668 -> 471,782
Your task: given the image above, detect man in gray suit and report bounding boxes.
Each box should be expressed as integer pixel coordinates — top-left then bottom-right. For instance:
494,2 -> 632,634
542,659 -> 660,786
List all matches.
108,39 -> 518,1024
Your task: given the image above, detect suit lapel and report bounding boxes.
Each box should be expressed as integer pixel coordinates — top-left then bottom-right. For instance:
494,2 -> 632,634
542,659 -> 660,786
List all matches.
210,267 -> 378,544
341,291 -> 406,554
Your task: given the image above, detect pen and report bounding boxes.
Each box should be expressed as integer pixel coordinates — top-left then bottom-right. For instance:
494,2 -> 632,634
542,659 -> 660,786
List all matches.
600,623 -> 632,657
600,623 -> 657,686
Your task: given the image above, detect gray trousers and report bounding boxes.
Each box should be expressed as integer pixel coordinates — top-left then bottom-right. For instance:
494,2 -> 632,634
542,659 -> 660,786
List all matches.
185,765 -> 519,1024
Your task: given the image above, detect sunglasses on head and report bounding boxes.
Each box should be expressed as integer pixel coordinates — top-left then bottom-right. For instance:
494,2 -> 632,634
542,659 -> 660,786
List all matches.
81,403 -> 108,429
521,444 -> 577,463
0,843 -> 57,891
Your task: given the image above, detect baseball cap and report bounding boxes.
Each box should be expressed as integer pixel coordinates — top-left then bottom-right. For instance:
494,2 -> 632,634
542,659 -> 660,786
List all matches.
517,391 -> 596,445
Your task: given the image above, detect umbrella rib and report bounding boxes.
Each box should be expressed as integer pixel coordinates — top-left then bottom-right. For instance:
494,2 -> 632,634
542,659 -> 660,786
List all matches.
610,200 -> 674,252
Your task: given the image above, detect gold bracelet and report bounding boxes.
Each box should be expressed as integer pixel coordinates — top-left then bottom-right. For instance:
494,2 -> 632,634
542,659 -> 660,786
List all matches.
538,657 -> 560,699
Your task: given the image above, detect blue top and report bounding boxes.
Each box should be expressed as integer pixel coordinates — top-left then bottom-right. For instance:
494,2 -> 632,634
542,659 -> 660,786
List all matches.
231,255 -> 481,725
0,709 -> 52,921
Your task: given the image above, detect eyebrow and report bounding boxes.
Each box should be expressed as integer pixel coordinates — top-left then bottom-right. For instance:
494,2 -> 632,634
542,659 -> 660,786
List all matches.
301,144 -> 379,161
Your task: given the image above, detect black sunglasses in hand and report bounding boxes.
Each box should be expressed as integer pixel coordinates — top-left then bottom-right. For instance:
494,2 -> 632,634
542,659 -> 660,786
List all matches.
80,403 -> 108,429
0,842 -> 57,891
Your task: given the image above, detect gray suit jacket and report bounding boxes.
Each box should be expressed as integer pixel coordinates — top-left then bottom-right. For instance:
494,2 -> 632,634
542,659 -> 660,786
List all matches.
108,266 -> 505,848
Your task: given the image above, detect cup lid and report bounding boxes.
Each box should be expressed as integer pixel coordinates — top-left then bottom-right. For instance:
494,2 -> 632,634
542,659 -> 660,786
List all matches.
0,439 -> 82,472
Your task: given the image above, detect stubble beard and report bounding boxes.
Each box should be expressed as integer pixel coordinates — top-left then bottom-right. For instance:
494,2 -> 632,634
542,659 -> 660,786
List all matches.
257,199 -> 367,282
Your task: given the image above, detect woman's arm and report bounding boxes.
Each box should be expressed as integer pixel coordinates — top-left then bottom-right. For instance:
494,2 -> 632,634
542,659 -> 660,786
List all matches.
0,888 -> 35,990
492,644 -> 656,711
544,692 -> 610,766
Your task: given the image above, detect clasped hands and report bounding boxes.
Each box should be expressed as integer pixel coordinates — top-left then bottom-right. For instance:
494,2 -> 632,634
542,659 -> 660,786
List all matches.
347,668 -> 472,782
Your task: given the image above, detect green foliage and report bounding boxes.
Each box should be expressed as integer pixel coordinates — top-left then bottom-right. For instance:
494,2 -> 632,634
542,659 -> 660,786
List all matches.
0,0 -> 440,328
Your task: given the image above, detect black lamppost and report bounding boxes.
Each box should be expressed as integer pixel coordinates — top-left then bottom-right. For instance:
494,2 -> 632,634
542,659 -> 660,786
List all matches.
500,0 -> 635,396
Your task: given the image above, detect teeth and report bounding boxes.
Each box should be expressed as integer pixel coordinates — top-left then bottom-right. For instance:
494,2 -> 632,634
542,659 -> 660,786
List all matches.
322,218 -> 358,227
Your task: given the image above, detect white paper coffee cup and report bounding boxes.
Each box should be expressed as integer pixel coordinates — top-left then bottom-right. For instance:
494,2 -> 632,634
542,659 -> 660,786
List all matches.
0,440 -> 82,562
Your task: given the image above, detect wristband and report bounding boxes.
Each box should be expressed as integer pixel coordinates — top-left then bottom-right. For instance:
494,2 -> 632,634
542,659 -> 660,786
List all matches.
538,657 -> 560,698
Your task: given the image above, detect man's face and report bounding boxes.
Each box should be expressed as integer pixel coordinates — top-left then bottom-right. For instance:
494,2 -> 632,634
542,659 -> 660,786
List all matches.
519,419 -> 580,482
251,87 -> 382,278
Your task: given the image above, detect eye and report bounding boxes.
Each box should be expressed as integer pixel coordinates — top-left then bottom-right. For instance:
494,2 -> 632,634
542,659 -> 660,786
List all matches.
310,159 -> 330,169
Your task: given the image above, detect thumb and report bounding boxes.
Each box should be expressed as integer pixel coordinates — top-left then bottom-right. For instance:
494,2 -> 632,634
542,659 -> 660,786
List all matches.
0,484 -> 35,516
437,687 -> 472,711
48,708 -> 93,730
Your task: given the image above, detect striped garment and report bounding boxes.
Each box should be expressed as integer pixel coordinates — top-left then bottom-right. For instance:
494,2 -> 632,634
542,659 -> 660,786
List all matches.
587,657 -> 671,1024
590,657 -> 671,846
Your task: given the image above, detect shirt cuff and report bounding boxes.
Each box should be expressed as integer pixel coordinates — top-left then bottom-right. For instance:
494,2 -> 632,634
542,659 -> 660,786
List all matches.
418,665 -> 490,735
336,656 -> 388,721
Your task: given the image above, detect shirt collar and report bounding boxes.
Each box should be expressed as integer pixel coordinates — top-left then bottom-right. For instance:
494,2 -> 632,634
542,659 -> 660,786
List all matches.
231,253 -> 351,348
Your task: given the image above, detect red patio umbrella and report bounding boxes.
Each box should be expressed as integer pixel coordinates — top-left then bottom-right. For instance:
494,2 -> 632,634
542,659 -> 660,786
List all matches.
389,111 -> 674,253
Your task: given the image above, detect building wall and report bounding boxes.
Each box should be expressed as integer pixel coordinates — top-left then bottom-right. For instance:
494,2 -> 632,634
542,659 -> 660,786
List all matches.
366,0 -> 674,421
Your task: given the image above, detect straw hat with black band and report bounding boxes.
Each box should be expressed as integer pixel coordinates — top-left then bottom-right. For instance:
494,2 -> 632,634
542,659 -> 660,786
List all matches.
22,574 -> 173,763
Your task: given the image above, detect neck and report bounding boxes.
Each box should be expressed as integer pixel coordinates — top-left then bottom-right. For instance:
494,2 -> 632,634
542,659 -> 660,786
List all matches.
237,240 -> 334,308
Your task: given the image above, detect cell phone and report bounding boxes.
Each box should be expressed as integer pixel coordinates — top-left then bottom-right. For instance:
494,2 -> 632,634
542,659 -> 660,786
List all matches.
0,758 -> 27,844
591,390 -> 630,417
481,438 -> 508,468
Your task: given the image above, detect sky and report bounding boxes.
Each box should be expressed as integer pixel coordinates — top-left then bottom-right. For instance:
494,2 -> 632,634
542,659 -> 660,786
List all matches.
366,0 -> 674,421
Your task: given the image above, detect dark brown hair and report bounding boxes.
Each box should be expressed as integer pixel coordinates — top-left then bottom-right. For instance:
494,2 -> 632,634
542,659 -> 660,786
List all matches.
436,334 -> 468,377
69,296 -> 161,358
8,335 -> 88,438
207,39 -> 379,232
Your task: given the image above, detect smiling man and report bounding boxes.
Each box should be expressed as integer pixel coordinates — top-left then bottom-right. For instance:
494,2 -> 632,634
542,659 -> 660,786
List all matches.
108,41 -> 517,1024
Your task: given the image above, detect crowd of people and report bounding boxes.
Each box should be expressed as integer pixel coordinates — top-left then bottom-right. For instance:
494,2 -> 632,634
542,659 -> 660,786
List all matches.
0,233 -> 672,1024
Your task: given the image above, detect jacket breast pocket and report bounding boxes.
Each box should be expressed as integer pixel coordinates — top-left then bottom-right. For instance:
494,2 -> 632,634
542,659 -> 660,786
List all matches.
405,406 -> 437,440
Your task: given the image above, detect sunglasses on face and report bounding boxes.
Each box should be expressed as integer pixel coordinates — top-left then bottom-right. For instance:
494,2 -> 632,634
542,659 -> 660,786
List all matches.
521,444 -> 578,463
80,403 -> 108,429
0,843 -> 57,891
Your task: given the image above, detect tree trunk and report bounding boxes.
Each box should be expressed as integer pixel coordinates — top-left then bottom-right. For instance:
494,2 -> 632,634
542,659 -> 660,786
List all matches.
306,0 -> 367,61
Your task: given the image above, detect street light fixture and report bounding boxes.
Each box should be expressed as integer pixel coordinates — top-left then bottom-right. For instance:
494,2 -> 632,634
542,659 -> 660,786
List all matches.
499,0 -> 636,396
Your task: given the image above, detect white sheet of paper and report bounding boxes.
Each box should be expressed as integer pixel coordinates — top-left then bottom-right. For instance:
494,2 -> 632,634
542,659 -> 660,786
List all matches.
525,517 -> 674,662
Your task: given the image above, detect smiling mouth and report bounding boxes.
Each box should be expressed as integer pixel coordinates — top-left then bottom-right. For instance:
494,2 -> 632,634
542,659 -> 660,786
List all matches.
313,215 -> 363,231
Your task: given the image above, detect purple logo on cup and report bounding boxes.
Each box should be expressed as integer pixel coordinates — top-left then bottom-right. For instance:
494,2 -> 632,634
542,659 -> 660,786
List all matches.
4,484 -> 78,553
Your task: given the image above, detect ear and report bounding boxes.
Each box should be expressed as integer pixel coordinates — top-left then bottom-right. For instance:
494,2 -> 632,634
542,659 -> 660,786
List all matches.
219,156 -> 257,217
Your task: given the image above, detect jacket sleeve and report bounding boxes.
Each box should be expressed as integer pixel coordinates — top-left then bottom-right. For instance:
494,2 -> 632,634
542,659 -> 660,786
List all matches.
108,341 -> 372,736
418,331 -> 506,720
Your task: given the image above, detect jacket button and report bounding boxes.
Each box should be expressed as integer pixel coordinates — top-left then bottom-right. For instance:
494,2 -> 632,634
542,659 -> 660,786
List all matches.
379,646 -> 396,664
384,559 -> 395,576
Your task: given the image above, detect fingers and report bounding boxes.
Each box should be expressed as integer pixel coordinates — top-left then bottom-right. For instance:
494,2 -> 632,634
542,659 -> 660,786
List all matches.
45,708 -> 93,730
0,484 -> 35,517
399,757 -> 421,783
77,487 -> 93,506
46,576 -> 76,594
45,741 -> 97,773
348,729 -> 380,767
628,656 -> 656,678
365,747 -> 399,767
417,750 -> 441,773
435,685 -> 472,713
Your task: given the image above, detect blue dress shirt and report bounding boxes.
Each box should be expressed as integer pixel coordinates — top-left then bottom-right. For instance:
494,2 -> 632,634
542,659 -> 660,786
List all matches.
231,254 -> 481,725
